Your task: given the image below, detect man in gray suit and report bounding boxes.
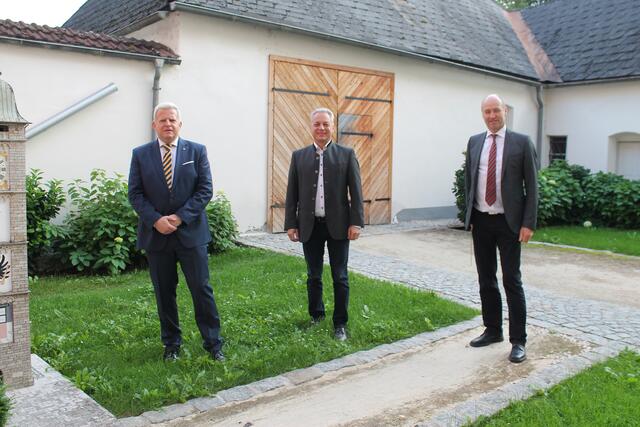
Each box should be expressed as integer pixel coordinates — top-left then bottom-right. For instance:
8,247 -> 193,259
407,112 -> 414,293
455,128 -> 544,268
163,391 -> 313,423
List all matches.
285,107 -> 364,341
464,94 -> 538,363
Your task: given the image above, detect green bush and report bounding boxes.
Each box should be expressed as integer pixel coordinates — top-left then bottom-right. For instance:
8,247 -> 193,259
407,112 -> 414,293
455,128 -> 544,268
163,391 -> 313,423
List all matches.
583,172 -> 640,228
63,169 -> 142,275
537,161 -> 584,226
206,191 -> 238,253
0,383 -> 10,427
452,154 -> 466,222
26,169 -> 67,275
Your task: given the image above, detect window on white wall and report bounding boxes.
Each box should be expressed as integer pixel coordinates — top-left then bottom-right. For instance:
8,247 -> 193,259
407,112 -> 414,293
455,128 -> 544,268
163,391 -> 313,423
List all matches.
549,136 -> 567,164
505,105 -> 514,129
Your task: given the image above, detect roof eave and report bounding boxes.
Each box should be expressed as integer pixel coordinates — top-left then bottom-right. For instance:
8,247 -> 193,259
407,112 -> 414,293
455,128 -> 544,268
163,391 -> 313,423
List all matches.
0,36 -> 181,65
544,75 -> 640,88
173,1 -> 541,86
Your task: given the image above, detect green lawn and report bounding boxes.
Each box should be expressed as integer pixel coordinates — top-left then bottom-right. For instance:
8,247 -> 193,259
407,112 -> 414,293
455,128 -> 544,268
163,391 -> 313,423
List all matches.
31,247 -> 477,417
533,226 -> 640,257
468,350 -> 640,427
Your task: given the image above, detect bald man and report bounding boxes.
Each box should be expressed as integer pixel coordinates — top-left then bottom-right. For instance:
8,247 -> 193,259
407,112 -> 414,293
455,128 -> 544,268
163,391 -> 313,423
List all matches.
464,94 -> 538,363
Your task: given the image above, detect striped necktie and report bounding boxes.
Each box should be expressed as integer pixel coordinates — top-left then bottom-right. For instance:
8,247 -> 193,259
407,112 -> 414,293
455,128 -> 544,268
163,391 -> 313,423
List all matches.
485,134 -> 497,206
162,144 -> 173,189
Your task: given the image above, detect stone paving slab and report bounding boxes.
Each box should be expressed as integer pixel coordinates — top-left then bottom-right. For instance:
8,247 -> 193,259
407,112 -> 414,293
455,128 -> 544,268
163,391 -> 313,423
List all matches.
6,354 -> 116,427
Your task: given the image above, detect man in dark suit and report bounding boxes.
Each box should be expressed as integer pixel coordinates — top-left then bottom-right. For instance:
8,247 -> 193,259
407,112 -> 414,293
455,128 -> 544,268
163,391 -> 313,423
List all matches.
128,102 -> 224,361
285,107 -> 364,341
464,94 -> 538,363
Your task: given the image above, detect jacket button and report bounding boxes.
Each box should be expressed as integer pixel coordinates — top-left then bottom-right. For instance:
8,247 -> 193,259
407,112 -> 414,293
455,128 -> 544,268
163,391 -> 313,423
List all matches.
315,170 -> 318,174
313,184 -> 316,187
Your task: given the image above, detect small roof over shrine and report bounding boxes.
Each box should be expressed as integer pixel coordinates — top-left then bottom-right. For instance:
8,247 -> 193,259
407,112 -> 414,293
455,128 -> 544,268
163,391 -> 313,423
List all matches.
0,74 -> 28,124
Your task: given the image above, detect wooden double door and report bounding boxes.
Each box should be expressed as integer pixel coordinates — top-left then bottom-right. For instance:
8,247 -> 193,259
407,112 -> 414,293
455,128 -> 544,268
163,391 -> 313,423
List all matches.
268,56 -> 394,232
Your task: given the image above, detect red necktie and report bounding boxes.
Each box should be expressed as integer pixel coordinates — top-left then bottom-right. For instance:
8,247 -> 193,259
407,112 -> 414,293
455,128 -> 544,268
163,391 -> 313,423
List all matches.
485,134 -> 497,206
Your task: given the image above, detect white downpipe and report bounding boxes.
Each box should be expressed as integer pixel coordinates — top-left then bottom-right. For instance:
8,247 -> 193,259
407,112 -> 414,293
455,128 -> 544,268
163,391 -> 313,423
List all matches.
26,83 -> 118,139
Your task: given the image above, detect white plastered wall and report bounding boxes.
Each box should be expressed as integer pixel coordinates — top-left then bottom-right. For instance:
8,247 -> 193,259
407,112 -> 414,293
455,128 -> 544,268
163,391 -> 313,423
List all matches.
132,12 -> 539,230
0,42 -> 157,185
543,81 -> 640,172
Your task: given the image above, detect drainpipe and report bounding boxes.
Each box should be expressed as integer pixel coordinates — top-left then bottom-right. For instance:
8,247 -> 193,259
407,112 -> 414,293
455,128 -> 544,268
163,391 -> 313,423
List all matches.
151,58 -> 165,140
26,83 -> 118,139
535,85 -> 543,169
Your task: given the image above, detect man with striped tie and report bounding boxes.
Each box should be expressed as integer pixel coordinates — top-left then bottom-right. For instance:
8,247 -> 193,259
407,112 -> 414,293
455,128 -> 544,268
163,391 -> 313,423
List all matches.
464,94 -> 538,363
128,102 -> 224,362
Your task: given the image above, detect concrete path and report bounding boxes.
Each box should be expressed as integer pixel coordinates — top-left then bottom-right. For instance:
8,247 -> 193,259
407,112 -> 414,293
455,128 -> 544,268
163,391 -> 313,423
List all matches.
7,221 -> 639,426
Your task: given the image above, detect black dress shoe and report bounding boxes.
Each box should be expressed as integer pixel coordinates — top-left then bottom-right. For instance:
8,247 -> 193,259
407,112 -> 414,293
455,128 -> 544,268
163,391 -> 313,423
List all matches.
334,327 -> 347,342
469,330 -> 504,347
211,350 -> 226,362
509,344 -> 526,363
163,346 -> 180,361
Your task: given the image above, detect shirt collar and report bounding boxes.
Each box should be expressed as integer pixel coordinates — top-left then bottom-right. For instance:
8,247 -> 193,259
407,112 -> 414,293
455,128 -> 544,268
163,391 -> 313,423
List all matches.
314,140 -> 332,152
486,126 -> 506,139
158,137 -> 179,148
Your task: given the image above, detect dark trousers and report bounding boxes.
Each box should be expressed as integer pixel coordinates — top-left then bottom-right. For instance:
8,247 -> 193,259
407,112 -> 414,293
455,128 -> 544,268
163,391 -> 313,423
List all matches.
146,234 -> 223,352
302,218 -> 350,328
471,209 -> 527,345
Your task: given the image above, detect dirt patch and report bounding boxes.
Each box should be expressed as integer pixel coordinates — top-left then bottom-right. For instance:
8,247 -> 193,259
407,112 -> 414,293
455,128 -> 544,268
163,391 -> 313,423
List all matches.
353,228 -> 640,309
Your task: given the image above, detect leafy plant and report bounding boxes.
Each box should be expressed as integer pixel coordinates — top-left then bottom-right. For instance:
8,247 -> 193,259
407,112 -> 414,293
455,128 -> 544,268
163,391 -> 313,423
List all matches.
62,169 -> 142,275
537,161 -> 584,226
206,192 -> 238,254
26,169 -> 67,275
583,172 -> 640,228
452,153 -> 466,223
0,383 -> 10,427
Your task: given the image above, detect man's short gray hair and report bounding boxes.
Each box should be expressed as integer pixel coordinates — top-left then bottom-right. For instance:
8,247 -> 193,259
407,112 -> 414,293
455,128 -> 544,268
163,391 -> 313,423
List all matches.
154,102 -> 181,120
310,107 -> 334,123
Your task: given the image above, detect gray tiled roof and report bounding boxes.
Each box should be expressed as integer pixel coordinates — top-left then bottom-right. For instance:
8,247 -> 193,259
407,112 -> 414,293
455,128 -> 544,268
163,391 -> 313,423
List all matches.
64,0 -> 169,34
522,0 -> 640,82
63,0 -> 539,80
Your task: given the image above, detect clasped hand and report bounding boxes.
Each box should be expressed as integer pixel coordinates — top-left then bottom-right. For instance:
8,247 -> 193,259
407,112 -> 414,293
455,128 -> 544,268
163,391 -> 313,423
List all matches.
154,214 -> 182,235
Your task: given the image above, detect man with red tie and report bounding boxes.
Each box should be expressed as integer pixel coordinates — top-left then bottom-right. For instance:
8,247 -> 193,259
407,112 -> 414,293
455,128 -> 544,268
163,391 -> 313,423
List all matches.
464,94 -> 538,363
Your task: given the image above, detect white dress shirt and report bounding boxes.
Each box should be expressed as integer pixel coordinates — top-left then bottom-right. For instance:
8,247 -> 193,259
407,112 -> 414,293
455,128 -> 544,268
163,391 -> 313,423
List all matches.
158,137 -> 178,177
314,141 -> 331,217
474,126 -> 506,214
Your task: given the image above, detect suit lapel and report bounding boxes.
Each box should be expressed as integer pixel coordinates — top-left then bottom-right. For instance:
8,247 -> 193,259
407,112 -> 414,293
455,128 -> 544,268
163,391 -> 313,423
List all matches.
173,138 -> 186,186
149,141 -> 168,190
501,130 -> 512,179
470,132 -> 485,178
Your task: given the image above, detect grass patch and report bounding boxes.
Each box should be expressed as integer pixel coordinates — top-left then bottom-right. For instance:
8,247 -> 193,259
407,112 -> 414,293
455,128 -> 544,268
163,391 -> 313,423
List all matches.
533,226 -> 640,256
468,350 -> 640,426
31,247 -> 477,417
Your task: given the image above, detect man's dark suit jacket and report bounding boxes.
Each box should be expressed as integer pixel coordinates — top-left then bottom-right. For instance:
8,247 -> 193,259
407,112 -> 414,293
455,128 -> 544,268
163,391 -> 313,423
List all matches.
464,130 -> 538,234
128,138 -> 213,251
284,143 -> 365,243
